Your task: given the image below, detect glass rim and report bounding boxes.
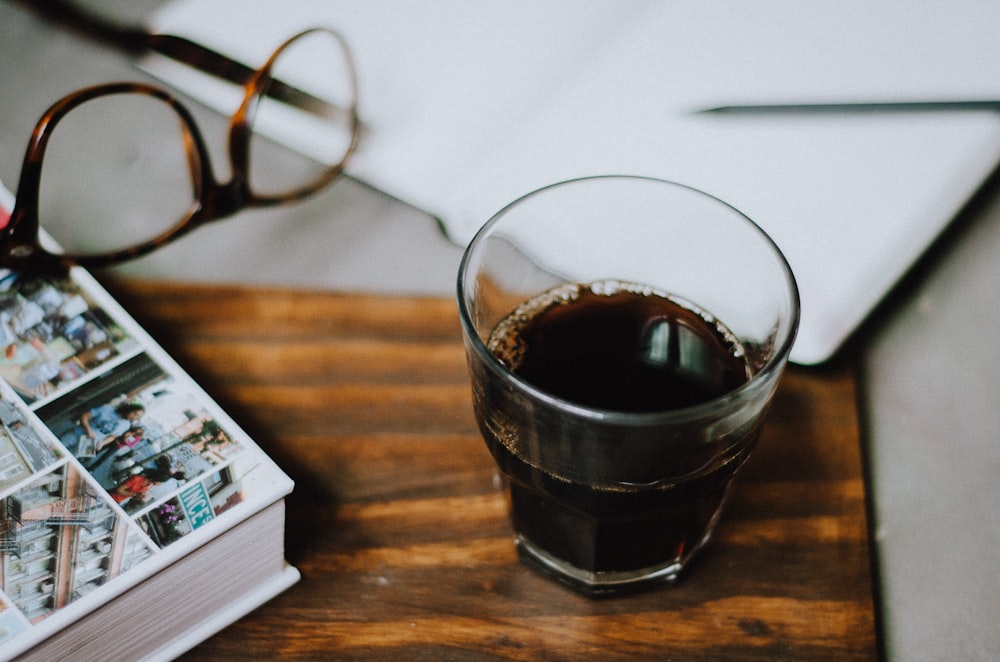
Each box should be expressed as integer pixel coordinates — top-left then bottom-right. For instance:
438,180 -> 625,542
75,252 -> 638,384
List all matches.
456,174 -> 801,426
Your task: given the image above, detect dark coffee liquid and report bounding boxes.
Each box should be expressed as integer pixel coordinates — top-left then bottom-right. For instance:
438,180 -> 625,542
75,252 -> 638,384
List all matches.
480,281 -> 756,584
488,281 -> 749,411
491,428 -> 753,578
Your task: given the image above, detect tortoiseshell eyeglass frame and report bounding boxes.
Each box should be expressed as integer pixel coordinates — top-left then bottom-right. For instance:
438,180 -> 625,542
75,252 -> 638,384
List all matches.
0,23 -> 360,273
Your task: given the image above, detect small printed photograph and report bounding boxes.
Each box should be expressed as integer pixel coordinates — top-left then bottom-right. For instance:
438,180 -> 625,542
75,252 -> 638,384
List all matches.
0,270 -> 138,404
0,396 -> 62,494
0,463 -> 155,624
136,456 -> 259,548
37,353 -> 245,514
139,496 -> 194,548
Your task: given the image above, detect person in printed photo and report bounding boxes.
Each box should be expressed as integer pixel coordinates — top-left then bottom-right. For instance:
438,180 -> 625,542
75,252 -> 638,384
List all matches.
55,401 -> 146,457
110,455 -> 187,512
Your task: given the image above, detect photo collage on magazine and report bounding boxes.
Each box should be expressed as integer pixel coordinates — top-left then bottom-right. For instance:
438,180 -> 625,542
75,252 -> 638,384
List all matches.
0,266 -> 265,641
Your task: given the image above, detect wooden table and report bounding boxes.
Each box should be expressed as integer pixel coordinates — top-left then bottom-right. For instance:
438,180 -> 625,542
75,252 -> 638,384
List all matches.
106,280 -> 878,661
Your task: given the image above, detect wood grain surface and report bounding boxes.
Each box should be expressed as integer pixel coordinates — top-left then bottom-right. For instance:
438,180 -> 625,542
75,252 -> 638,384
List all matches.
104,279 -> 878,661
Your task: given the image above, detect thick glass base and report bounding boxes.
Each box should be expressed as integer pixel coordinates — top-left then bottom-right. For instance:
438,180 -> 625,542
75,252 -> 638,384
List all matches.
514,531 -> 713,597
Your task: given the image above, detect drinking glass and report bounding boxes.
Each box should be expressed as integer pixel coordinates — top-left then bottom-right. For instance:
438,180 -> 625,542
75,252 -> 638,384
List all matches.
457,175 -> 799,594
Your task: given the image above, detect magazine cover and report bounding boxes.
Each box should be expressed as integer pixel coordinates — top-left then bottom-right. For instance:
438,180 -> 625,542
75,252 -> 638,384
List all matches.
0,182 -> 296,657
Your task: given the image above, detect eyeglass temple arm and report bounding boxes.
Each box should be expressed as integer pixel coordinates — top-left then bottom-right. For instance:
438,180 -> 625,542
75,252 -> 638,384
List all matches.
8,0 -> 148,53
8,0 -> 354,123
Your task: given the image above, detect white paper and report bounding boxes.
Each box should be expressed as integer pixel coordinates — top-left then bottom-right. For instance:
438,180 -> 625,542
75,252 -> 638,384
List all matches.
145,0 -> 1000,364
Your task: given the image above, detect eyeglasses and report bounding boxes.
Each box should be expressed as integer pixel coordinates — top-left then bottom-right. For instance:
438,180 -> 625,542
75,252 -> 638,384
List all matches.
2,2 -> 361,272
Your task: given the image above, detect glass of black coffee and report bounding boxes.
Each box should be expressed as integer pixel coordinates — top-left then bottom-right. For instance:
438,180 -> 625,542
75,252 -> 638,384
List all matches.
457,175 -> 799,595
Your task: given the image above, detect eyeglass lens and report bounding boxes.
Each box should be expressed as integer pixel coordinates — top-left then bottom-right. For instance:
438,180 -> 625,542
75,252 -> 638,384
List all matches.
37,93 -> 198,256
248,29 -> 358,199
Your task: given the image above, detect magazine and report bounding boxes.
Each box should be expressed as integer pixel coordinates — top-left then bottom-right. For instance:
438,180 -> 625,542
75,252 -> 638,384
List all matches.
0,183 -> 298,659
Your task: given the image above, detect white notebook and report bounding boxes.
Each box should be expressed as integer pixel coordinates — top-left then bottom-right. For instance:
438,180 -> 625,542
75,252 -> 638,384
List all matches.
144,0 -> 1000,364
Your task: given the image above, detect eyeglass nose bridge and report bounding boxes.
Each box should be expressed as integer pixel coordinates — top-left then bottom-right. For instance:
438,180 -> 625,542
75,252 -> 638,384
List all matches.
189,175 -> 252,229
